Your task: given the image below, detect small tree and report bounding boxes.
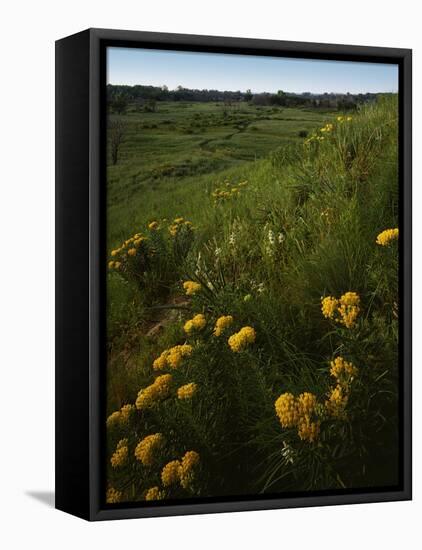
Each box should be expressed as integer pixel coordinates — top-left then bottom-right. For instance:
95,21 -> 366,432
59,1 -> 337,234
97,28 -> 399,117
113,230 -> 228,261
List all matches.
109,120 -> 126,165
110,92 -> 128,114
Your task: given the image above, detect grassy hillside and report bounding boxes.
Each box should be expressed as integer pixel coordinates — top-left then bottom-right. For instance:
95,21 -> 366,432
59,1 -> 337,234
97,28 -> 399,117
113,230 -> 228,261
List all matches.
105,96 -> 399,504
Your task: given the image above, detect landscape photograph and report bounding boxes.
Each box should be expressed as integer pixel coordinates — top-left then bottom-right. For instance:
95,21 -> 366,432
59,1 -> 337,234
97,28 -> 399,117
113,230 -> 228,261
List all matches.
104,47 -> 400,505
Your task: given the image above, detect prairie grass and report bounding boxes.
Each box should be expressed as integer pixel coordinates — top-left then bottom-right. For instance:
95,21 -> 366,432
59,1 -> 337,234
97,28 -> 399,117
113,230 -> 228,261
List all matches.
105,96 -> 399,503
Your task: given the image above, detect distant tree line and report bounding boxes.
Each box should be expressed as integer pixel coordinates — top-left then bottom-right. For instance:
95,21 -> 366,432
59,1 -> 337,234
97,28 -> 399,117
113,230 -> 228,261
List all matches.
107,83 -> 392,113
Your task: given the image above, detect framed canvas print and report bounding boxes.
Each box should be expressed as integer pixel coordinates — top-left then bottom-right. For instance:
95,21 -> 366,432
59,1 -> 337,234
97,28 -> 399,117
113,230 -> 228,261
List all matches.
55,28 -> 412,521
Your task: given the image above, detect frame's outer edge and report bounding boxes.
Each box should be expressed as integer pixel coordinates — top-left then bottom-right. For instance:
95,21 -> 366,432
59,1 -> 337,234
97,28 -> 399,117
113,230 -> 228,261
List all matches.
401,49 -> 412,500
56,28 -> 412,521
55,29 -> 91,520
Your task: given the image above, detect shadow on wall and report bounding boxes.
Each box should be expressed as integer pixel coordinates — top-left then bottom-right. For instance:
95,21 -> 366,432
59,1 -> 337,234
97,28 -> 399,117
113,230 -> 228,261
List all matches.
26,491 -> 55,508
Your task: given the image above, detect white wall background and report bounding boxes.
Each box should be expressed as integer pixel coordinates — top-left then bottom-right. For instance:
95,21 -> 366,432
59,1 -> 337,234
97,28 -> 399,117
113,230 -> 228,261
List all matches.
0,1 -> 419,547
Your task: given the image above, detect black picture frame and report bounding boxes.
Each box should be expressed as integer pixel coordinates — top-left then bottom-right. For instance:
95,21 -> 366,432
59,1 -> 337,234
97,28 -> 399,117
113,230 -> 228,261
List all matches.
55,28 -> 412,521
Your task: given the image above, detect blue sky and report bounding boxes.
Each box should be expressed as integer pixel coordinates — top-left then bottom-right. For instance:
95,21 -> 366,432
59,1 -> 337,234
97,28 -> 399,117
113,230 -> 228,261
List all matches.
107,47 -> 398,95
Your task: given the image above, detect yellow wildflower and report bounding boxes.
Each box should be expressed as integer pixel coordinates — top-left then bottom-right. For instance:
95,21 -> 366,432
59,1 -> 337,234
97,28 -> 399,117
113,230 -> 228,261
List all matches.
134,433 -> 164,466
177,382 -> 197,400
321,292 -> 360,328
321,296 -> 338,319
297,392 -> 317,417
161,460 -> 181,486
106,487 -> 122,504
114,261 -> 121,269
110,439 -> 128,468
330,356 -> 358,382
228,326 -> 256,352
184,314 -> 206,335
135,374 -> 173,410
145,486 -> 164,501
183,281 -> 202,296
148,221 -> 159,230
297,418 -> 320,442
106,404 -> 134,428
108,261 -> 115,269
325,384 -> 348,418
338,292 -> 360,328
127,248 -> 137,257
376,228 -> 399,246
275,393 -> 299,428
153,345 -> 193,371
180,450 -> 200,490
213,315 -> 234,336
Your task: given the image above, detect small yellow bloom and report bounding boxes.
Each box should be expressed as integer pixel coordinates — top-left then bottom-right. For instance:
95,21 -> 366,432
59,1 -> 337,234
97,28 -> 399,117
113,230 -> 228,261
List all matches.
153,345 -> 193,371
325,384 -> 348,418
135,374 -> 173,410
376,228 -> 399,246
330,356 -> 358,382
110,439 -> 129,468
148,221 -> 159,230
180,451 -> 200,490
297,418 -> 320,442
183,281 -> 202,296
134,433 -> 164,466
127,248 -> 137,257
145,486 -> 164,501
213,315 -> 233,336
106,487 -> 122,503
108,261 -> 115,269
184,314 -> 206,335
275,393 -> 299,428
161,460 -> 181,486
321,296 -> 338,320
228,326 -> 256,352
177,382 -> 197,400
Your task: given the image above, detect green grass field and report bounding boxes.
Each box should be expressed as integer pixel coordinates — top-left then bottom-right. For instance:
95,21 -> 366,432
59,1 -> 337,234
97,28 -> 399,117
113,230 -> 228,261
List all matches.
105,97 -> 399,504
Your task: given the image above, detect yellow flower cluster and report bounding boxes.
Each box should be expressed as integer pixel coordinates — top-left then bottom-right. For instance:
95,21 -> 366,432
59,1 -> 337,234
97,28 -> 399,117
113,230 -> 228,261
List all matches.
376,228 -> 399,246
338,292 -> 360,329
153,345 -> 193,371
183,281 -> 202,296
321,292 -> 361,329
184,314 -> 206,335
161,460 -> 182,487
213,315 -> 233,336
275,393 -> 298,428
180,450 -> 200,489
228,326 -> 256,352
325,384 -> 348,418
106,404 -> 135,428
110,439 -> 129,468
212,181 -> 248,203
275,392 -> 320,443
109,231 -> 149,270
134,433 -> 164,466
321,296 -> 338,319
145,486 -> 164,501
106,487 -> 122,504
177,382 -> 197,400
337,115 -> 353,122
160,450 -> 201,489
148,221 -> 159,230
169,217 -> 193,237
135,374 -> 173,410
320,123 -> 334,133
330,356 -> 358,383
